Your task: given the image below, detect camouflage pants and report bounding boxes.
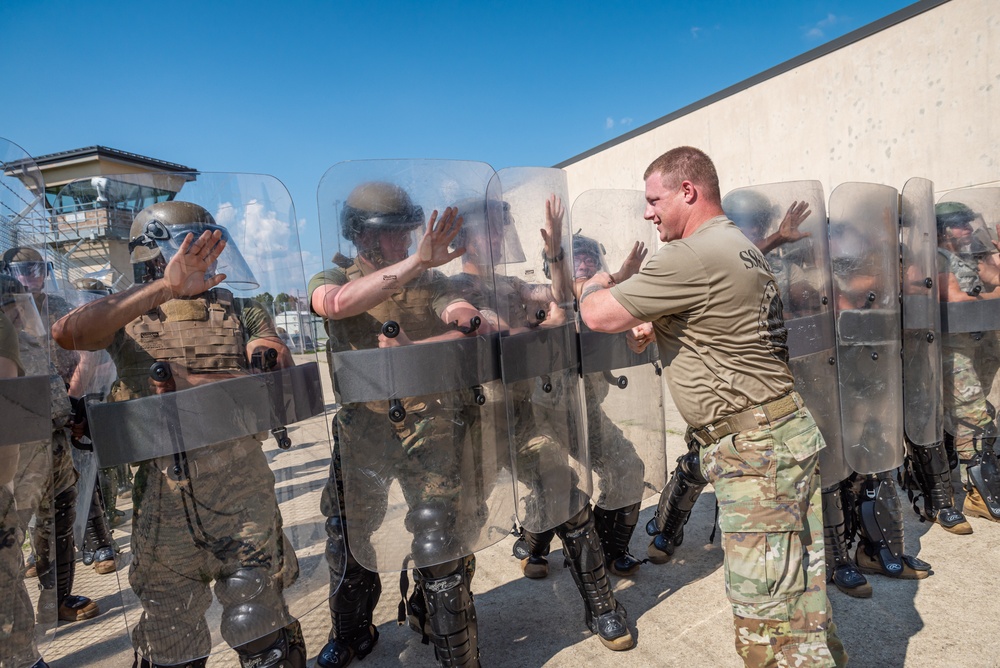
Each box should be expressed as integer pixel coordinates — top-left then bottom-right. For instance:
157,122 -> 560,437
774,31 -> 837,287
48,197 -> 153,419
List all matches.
511,394 -> 588,534
942,332 -> 1000,457
129,437 -> 290,665
0,483 -> 41,668
700,407 -> 846,668
327,402 -> 471,568
588,406 -> 646,510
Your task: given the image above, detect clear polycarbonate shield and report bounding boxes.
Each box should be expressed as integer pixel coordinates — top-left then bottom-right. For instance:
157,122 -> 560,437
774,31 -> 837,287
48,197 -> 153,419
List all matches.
494,166 -> 590,533
570,189 -> 666,508
316,159 -> 515,572
0,136 -> 58,658
724,181 -> 848,486
935,187 -> 1000,443
828,183 -> 904,474
901,178 -> 944,448
56,289 -> 120,546
57,172 -> 333,665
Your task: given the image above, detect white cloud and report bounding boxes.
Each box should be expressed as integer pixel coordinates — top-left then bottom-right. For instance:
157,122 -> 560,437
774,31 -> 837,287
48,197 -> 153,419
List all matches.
691,26 -> 702,39
620,117 -> 633,127
218,199 -> 309,294
605,117 -> 615,129
804,13 -> 845,40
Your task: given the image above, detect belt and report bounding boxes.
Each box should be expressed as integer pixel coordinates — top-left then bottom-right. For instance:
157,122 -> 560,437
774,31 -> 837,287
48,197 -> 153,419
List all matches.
691,392 -> 802,447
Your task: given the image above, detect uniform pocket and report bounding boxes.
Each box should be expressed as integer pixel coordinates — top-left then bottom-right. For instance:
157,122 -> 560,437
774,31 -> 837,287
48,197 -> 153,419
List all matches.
781,412 -> 825,462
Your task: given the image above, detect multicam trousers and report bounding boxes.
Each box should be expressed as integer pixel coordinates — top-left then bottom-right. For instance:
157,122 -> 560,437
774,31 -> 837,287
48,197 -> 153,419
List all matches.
942,331 -> 1000,457
699,406 -> 847,668
128,437 -> 290,665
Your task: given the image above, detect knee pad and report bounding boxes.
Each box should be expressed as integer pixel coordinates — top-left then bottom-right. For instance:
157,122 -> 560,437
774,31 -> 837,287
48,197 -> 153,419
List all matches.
216,567 -> 287,648
646,450 -> 706,537
405,499 -> 457,565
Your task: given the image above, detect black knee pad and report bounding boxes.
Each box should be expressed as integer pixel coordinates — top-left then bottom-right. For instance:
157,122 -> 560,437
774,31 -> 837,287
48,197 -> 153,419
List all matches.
405,499 -> 457,565
216,567 -> 287,648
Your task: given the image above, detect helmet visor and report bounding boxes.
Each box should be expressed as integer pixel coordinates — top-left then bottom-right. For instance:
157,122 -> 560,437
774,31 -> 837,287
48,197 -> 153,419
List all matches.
158,223 -> 259,289
1,292 -> 46,339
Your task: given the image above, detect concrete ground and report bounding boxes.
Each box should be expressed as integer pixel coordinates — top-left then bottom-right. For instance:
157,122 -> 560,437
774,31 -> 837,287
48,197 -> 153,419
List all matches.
33,356 -> 1000,668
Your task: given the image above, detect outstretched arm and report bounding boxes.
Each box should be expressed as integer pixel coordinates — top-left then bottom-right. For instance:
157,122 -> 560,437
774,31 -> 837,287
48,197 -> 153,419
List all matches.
53,229 -> 227,351
755,200 -> 811,255
312,208 -> 464,320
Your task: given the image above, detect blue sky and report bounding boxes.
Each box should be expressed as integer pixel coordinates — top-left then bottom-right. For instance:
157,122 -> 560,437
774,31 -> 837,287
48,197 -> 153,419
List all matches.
0,0 -> 913,280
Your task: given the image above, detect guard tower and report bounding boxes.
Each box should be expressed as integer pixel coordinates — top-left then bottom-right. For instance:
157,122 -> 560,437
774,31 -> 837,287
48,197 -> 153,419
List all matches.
34,146 -> 195,290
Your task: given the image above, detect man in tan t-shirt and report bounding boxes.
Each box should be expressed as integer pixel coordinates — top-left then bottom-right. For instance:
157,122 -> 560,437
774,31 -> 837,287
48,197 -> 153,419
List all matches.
578,146 -> 845,668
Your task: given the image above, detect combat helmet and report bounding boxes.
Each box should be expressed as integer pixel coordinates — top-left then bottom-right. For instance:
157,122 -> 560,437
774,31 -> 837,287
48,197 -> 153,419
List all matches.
936,201 -> 991,258
570,233 -> 606,280
723,189 -> 772,243
341,181 -> 424,244
127,200 -> 258,288
1,246 -> 47,280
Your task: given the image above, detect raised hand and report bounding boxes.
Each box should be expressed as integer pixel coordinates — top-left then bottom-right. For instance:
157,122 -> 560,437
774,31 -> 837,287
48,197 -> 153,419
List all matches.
540,194 -> 564,258
417,207 -> 464,268
614,241 -> 648,283
163,230 -> 227,297
775,200 -> 812,245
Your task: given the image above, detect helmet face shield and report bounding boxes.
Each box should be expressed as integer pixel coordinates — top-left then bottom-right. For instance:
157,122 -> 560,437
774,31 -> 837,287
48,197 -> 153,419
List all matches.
156,223 -> 259,289
0,292 -> 46,339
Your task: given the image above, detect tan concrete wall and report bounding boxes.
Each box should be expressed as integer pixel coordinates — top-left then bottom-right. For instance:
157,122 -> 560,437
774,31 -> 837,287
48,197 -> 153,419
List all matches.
561,0 -> 998,202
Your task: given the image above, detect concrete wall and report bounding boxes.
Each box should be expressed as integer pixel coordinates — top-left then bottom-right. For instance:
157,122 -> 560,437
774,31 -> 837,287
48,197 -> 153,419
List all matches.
559,0 -> 998,203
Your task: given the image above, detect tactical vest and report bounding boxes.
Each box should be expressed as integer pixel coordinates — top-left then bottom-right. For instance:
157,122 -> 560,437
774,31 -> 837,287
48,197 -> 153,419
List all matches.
110,289 -> 246,402
939,247 -> 984,297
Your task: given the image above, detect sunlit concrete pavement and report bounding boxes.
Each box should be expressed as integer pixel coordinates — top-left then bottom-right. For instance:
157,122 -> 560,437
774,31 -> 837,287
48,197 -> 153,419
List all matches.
41,356 -> 1000,667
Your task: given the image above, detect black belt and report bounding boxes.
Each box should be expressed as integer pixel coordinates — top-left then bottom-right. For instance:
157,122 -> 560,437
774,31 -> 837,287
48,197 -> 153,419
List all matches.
691,392 -> 802,446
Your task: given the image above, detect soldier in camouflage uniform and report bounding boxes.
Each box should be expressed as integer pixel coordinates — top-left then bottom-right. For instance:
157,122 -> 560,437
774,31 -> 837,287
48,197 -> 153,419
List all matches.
309,182 -> 490,667
451,196 -> 634,651
510,231 -> 648,579
0,302 -> 50,668
579,147 -> 845,667
52,202 -> 305,668
2,248 -> 100,624
936,201 -> 1000,522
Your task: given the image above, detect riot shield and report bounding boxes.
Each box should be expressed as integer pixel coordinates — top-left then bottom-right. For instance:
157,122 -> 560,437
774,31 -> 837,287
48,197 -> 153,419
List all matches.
901,178 -> 944,449
56,172 -> 333,666
316,159 -> 515,573
570,189 -> 666,509
935,187 -> 1000,444
0,136 -> 58,661
724,182 -> 848,487
54,288 -> 121,546
828,183 -> 904,474
494,166 -> 590,533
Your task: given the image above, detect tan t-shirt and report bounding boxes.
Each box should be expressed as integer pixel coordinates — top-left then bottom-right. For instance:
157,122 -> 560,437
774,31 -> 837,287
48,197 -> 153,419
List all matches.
611,216 -> 794,427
